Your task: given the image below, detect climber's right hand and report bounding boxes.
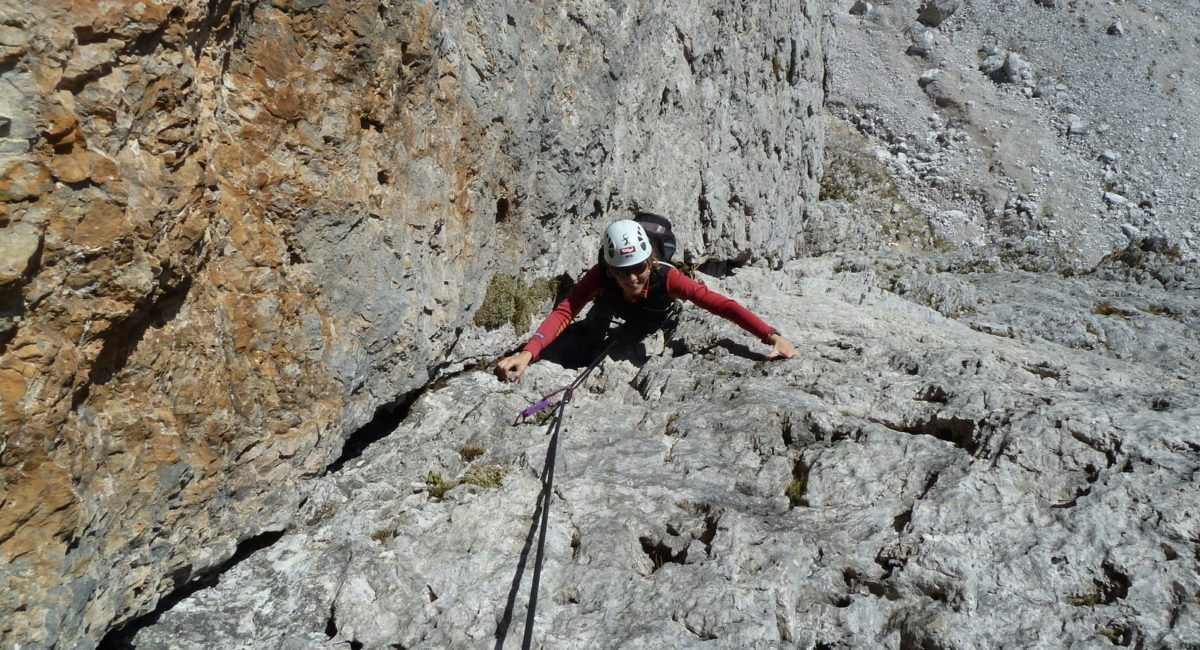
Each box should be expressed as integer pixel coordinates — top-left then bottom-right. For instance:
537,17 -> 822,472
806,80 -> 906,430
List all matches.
495,351 -> 533,382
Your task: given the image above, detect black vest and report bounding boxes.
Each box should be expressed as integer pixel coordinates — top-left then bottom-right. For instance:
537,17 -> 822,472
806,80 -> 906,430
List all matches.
596,262 -> 677,324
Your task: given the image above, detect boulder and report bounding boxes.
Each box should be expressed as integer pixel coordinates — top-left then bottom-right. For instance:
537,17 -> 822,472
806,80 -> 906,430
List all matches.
918,0 -> 961,27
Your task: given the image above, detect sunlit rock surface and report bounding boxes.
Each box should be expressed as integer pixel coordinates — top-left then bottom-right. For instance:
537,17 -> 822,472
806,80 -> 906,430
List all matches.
6,0 -> 1200,647
131,253 -> 1199,649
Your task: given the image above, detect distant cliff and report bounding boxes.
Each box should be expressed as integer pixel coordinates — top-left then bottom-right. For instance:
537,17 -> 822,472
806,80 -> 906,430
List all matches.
0,0 -> 827,646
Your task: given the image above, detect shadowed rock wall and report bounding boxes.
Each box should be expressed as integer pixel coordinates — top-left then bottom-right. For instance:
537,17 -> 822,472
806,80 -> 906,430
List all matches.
0,0 -> 826,646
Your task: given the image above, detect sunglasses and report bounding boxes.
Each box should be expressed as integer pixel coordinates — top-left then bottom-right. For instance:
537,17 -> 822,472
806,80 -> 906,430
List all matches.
609,261 -> 650,277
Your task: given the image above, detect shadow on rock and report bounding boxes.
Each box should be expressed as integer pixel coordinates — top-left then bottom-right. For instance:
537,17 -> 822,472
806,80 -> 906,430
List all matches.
494,413 -> 561,649
539,310 -> 678,370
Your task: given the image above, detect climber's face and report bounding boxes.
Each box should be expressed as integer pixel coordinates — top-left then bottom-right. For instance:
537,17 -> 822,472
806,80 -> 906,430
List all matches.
608,261 -> 650,298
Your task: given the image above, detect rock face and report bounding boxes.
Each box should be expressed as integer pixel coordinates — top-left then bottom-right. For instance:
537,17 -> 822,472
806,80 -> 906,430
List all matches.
126,250 -> 1200,649
5,0 -> 1199,647
822,0 -> 1200,266
0,1 -> 826,647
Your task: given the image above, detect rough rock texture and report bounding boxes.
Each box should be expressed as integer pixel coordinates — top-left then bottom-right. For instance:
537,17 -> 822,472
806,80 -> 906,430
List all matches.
127,254 -> 1200,649
821,0 -> 1199,266
0,0 -> 826,647
6,0 -> 1199,647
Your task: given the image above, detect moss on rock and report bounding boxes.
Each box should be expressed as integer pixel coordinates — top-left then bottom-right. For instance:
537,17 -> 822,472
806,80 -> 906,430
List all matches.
473,272 -> 560,331
473,273 -> 517,329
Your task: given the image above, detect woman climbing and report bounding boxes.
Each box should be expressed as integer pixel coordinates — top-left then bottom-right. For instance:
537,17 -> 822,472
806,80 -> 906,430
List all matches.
495,218 -> 796,382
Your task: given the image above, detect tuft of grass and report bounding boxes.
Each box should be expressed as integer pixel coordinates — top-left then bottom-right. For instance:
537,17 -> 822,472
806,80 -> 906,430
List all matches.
1097,626 -> 1131,645
785,457 -> 809,508
425,464 -> 512,499
785,479 -> 806,507
463,464 -> 511,489
1093,301 -> 1134,318
459,444 -> 485,463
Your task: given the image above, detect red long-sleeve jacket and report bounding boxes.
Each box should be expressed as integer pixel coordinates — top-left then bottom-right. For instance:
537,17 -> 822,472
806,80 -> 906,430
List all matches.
522,263 -> 777,360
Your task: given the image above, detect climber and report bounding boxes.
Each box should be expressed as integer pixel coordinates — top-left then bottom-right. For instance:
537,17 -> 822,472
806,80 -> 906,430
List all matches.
495,218 -> 796,382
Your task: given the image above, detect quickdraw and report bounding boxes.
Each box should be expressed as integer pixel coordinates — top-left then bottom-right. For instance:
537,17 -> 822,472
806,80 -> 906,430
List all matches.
511,303 -> 681,427
512,386 -> 571,425
512,329 -> 621,427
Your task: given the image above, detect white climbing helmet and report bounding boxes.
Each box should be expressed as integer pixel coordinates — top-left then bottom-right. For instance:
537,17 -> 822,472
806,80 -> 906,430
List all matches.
601,219 -> 652,267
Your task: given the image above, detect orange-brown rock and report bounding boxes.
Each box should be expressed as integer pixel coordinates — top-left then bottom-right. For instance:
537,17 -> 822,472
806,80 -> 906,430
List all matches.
0,159 -> 52,201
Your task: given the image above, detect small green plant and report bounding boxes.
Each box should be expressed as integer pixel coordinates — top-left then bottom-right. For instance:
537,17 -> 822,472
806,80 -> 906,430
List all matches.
459,444 -> 485,462
424,461 -> 512,500
785,457 -> 809,508
463,464 -> 511,489
884,271 -> 902,291
784,479 -> 806,507
424,471 -> 454,500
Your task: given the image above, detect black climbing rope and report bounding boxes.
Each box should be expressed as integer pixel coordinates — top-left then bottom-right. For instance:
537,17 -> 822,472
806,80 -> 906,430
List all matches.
503,306 -> 680,648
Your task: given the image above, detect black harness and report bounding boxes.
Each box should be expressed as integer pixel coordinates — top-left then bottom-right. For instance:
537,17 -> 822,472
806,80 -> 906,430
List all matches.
596,262 -> 678,325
